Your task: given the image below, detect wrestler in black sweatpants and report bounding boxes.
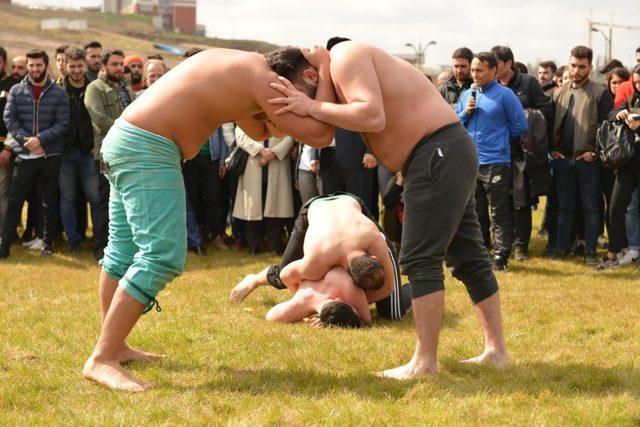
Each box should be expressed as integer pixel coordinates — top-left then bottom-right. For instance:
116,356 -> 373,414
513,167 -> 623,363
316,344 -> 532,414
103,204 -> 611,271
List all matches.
266,192 -> 411,320
400,123 -> 498,304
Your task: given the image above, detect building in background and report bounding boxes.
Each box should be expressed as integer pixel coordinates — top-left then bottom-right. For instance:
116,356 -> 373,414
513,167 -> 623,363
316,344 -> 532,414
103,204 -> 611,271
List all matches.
102,0 -> 196,34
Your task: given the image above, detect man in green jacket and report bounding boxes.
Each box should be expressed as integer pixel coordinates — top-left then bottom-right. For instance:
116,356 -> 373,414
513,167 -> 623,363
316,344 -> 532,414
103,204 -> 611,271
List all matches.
84,49 -> 134,261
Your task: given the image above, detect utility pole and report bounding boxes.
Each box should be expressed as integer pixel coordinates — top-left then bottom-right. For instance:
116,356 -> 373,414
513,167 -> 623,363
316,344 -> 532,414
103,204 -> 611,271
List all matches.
587,17 -> 640,62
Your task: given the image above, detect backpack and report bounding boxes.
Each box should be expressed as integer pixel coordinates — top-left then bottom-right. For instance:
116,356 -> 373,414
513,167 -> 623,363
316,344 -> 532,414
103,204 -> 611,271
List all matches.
597,120 -> 637,169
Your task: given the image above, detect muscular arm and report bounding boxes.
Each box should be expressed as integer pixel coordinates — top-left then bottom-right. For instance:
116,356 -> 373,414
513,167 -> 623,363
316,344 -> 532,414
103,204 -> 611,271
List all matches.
265,294 -> 315,323
254,69 -> 335,148
308,50 -> 386,133
279,256 -> 328,292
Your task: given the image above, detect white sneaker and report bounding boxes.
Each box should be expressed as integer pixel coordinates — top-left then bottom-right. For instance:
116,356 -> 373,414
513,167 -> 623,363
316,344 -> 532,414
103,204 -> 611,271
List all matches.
22,237 -> 39,247
618,250 -> 640,265
26,238 -> 44,251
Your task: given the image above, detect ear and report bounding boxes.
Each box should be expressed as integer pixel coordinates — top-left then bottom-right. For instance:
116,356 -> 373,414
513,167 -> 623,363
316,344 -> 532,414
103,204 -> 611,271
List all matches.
301,67 -> 318,83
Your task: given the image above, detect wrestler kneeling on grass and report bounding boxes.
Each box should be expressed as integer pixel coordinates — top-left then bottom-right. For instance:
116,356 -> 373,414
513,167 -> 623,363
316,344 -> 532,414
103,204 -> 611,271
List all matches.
230,192 -> 411,321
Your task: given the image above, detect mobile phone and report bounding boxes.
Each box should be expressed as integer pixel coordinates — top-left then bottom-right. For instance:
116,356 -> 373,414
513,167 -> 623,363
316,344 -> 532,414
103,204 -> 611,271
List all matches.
629,113 -> 640,121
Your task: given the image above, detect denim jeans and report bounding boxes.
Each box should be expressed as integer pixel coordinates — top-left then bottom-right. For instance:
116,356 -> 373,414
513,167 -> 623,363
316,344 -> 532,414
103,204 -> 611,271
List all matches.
553,158 -> 601,253
59,149 -> 99,244
626,189 -> 640,251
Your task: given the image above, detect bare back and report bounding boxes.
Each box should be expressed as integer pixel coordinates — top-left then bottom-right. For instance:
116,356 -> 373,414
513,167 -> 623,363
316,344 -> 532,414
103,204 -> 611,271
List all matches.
305,196 -> 378,268
123,48 -> 332,159
330,42 -> 459,171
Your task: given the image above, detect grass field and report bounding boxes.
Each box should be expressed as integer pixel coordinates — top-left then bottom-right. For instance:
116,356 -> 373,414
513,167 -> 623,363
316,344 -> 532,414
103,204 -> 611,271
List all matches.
1,207 -> 639,425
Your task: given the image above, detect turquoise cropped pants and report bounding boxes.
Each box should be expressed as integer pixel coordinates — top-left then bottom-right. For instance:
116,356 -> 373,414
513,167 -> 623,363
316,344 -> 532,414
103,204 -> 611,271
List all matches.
100,119 -> 186,313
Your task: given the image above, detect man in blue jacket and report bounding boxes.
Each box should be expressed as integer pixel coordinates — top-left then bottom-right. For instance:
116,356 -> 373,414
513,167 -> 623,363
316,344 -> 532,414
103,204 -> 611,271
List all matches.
456,52 -> 527,270
0,50 -> 70,258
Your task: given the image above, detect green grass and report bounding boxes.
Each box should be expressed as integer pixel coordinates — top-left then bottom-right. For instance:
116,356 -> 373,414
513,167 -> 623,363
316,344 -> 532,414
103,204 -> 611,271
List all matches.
1,206 -> 639,425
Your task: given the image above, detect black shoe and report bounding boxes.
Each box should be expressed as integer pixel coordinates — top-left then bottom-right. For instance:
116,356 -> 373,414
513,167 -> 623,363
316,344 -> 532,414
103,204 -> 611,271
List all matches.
0,245 -> 9,259
584,251 -> 599,266
41,245 -> 54,257
492,255 -> 508,271
93,248 -> 104,262
543,243 -> 556,257
573,243 -> 585,257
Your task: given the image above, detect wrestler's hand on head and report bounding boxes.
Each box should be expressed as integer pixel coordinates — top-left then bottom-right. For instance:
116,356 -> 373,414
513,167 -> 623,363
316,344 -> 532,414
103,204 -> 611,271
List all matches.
269,77 -> 315,117
301,46 -> 330,70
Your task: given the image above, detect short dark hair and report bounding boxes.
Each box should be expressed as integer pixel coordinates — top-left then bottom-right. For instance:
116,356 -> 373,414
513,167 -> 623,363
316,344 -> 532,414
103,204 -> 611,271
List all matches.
64,47 -> 85,62
556,65 -> 567,78
326,37 -> 350,51
319,301 -> 362,328
473,52 -> 497,69
570,45 -> 593,64
491,46 -> 514,64
633,63 -> 640,76
265,47 -> 312,82
600,59 -> 624,75
55,44 -> 69,56
182,47 -> 202,58
539,60 -> 557,74
515,61 -> 528,74
348,254 -> 384,291
26,49 -> 49,67
84,41 -> 102,50
452,47 -> 473,63
636,46 -> 640,54
147,53 -> 164,60
0,47 -> 6,64
610,67 -> 630,81
100,49 -> 124,65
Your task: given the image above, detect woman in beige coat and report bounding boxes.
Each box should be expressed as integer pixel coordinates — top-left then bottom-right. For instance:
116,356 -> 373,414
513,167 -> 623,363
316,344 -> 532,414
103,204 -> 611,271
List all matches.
232,127 -> 295,254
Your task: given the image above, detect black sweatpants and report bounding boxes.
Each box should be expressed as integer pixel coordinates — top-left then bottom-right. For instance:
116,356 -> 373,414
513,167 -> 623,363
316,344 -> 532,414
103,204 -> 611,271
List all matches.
1,156 -> 61,248
475,163 -> 514,260
266,192 -> 411,320
400,123 -> 498,304
182,154 -> 225,237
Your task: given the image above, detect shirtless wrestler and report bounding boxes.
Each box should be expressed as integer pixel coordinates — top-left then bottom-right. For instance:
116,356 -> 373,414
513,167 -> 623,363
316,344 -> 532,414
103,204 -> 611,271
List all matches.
230,193 -> 411,321
265,267 -> 371,328
83,48 -> 336,392
266,40 -> 510,379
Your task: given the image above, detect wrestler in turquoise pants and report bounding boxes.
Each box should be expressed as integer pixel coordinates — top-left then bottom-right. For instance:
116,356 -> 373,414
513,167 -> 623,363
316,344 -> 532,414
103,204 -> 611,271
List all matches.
100,119 -> 186,312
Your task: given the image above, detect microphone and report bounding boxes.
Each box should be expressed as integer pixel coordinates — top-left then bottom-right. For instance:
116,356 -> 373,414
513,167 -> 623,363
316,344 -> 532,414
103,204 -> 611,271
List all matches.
470,83 -> 478,99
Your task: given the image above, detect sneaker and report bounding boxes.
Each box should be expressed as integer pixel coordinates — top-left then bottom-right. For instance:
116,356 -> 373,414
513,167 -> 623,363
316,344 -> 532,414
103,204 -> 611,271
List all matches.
618,249 -> 640,265
41,246 -> 54,257
492,255 -> 508,271
595,258 -> 620,270
26,238 -> 44,251
189,245 -> 205,255
584,251 -> 599,266
22,237 -> 40,247
514,246 -> 528,261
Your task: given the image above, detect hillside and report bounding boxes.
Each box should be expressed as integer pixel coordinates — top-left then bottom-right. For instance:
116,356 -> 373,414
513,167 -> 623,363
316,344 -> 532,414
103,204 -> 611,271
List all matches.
0,3 -> 279,66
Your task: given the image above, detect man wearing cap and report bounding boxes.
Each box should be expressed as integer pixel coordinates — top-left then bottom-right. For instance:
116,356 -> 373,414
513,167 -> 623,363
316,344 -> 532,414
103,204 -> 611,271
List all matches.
123,55 -> 145,94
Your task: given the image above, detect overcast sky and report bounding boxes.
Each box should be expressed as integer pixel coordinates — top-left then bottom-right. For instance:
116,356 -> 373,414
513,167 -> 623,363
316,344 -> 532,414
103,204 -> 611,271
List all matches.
15,0 -> 640,66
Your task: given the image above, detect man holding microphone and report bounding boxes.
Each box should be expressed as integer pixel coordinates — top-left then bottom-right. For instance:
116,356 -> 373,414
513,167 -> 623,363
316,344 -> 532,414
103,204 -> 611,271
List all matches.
456,52 -> 528,271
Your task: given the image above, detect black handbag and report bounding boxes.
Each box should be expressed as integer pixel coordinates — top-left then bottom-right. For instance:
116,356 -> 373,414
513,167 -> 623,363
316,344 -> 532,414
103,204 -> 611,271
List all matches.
597,120 -> 637,169
225,142 -> 249,176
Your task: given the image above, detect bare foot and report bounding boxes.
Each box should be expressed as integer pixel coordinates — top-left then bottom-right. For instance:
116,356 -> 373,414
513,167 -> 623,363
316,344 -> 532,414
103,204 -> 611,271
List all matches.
461,349 -> 510,368
119,345 -> 164,364
374,358 -> 438,380
229,274 -> 259,303
83,357 -> 150,392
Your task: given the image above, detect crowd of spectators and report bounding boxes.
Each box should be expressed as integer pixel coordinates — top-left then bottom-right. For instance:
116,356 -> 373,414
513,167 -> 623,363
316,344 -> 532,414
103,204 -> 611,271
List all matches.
0,40 -> 639,273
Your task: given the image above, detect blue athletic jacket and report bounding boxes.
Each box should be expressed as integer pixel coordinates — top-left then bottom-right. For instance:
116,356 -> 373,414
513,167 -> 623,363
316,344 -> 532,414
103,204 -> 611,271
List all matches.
456,79 -> 528,165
